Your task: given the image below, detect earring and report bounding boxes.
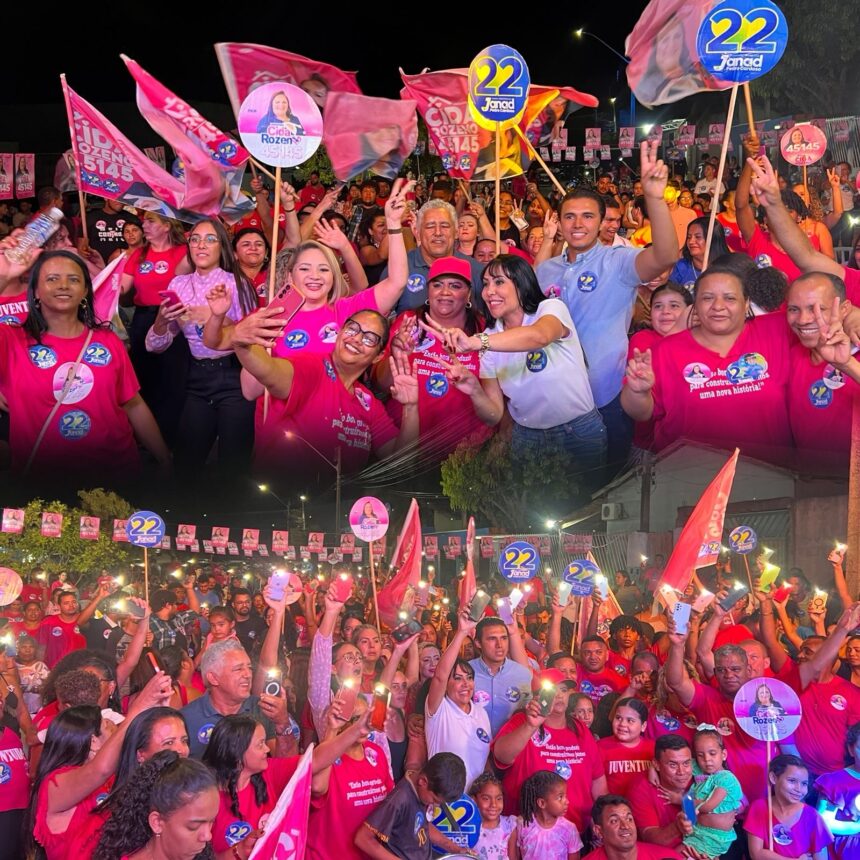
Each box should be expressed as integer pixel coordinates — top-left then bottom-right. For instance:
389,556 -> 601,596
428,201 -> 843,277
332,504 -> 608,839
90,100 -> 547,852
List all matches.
33,298 -> 41,309
465,301 -> 472,309
424,299 -> 430,307
80,298 -> 89,311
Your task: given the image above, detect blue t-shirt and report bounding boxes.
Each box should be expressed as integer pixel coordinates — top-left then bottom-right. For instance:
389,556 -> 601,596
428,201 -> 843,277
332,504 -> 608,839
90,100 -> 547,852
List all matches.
468,657 -> 532,737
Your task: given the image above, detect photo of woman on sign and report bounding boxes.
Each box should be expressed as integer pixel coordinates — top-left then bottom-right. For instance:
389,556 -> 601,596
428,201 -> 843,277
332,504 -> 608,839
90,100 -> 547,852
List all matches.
256,91 -> 305,136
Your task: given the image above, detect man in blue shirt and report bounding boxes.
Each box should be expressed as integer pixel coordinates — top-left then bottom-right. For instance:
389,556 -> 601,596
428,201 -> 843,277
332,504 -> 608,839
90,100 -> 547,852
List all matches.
536,141 -> 679,475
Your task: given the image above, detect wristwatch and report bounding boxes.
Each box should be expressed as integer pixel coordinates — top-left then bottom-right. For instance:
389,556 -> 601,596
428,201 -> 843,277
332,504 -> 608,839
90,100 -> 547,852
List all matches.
478,332 -> 491,356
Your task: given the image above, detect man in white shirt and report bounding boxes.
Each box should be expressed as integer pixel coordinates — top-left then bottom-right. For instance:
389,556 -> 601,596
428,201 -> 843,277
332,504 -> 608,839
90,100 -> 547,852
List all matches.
694,162 -> 726,201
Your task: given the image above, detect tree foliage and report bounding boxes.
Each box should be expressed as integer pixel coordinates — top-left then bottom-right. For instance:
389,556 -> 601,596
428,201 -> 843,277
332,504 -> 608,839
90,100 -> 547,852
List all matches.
1,490 -> 135,576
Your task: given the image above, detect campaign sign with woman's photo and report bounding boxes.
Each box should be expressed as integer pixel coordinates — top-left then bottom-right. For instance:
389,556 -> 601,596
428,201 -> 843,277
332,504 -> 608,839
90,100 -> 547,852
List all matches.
734,677 -> 801,742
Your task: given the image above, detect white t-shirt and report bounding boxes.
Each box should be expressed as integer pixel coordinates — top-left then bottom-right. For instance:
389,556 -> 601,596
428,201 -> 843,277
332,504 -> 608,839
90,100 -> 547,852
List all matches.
694,178 -> 726,199
480,299 -> 595,429
425,693 -> 491,790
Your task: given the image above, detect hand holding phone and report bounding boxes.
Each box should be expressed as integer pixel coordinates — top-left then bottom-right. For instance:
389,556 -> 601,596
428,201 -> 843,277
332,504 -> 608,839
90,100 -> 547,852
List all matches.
370,684 -> 389,731
672,602 -> 692,635
158,289 -> 183,307
336,678 -> 358,721
718,583 -> 749,612
556,581 -> 573,608
536,681 -> 557,716
469,590 -> 492,622
496,597 -> 514,625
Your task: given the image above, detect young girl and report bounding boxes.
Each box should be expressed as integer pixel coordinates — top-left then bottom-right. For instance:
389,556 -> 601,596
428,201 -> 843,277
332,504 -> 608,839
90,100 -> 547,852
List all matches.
597,697 -> 655,795
468,774 -> 517,860
744,754 -> 833,860
682,726 -> 744,859
567,693 -> 597,737
815,720 -> 860,860
511,771 -> 581,860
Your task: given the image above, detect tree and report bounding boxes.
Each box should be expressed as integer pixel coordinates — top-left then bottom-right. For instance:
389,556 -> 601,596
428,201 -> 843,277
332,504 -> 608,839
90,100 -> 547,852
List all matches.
2,491 -> 135,576
440,433 -> 581,531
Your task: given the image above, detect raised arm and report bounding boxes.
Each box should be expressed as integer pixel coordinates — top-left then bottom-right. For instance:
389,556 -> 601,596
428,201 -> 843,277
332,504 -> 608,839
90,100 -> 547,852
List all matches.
665,619 -> 695,707
620,348 -> 656,422
634,141 -> 681,282
252,586 -> 289,696
115,598 -> 152,689
371,179 -> 415,313
734,136 -> 760,244
426,610 -> 477,715
313,218 -> 369,294
800,603 -> 860,688
379,633 -> 421,690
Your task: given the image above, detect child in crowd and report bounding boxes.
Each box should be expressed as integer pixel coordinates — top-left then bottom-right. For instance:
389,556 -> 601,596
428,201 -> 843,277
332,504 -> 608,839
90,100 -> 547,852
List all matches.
469,773 -> 518,860
568,693 -> 597,737
597,697 -> 655,795
511,770 -> 582,860
815,720 -> 860,860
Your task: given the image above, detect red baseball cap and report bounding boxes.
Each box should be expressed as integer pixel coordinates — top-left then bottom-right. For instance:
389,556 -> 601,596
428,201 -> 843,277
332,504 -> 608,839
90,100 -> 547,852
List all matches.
531,668 -> 571,693
427,256 -> 472,284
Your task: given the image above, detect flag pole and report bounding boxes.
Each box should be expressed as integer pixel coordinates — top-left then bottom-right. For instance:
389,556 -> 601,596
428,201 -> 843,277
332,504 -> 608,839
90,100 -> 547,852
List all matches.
494,123 -> 501,254
369,540 -> 382,631
703,85 -> 739,270
262,164 -> 282,423
513,125 -> 567,195
59,74 -> 89,241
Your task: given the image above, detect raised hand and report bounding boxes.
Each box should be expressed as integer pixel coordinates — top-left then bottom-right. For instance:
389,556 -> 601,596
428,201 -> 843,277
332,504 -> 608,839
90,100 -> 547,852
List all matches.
747,155 -> 781,209
640,141 -> 669,199
205,283 -> 232,318
250,176 -> 265,195
385,178 -> 416,228
389,352 -> 419,405
827,168 -> 841,191
420,316 -> 479,354
427,352 -> 482,396
543,208 -> 560,242
279,181 -> 299,210
625,348 -> 655,394
155,296 -> 188,327
232,305 -> 287,348
314,217 -> 349,252
390,314 -> 420,363
812,297 -> 852,367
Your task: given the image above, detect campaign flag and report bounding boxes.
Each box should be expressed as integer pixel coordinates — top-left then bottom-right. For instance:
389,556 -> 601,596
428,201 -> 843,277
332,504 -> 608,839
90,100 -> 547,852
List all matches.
323,92 -> 418,181
112,519 -> 129,542
658,448 -> 739,593
328,549 -> 341,563
228,542 -> 239,556
352,548 -> 363,562
258,545 -> 269,557
285,546 -> 296,561
0,155 -> 12,200
551,149 -> 562,162
308,532 -> 325,552
677,124 -> 696,146
210,527 -> 230,549
203,540 -> 214,553
537,535 -> 551,557
122,56 -> 252,224
143,146 -> 167,169
458,516 -> 477,609
215,545 -> 226,555
79,517 -> 100,540
708,123 -> 725,145
447,536 -> 462,556
372,536 -> 386,559
626,0 -> 734,108
564,147 -> 576,161
1,509 -> 24,534
91,252 -> 126,325
811,118 -> 826,132
41,512 -> 63,538
272,530 -> 289,554
585,128 -> 602,148
300,546 -> 311,560
833,120 -> 850,144
242,528 -> 260,551
600,145 -> 611,161
318,548 -> 329,561
248,744 -> 313,860
176,524 -> 196,547
160,536 -> 172,550
340,533 -> 355,551
423,535 -> 438,559
480,536 -> 494,559
190,540 -> 200,552
14,154 -> 34,198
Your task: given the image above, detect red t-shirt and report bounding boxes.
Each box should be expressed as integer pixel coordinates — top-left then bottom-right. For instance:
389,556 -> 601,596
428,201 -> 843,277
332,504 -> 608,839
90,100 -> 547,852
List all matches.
38,616 -> 86,669
607,650 -> 632,678
745,225 -> 819,283
597,736 -> 655,796
253,354 -> 399,477
125,245 -> 188,307
628,329 -> 662,450
584,845 -> 682,860
644,706 -> 697,744
743,797 -> 833,857
0,327 -> 140,478
0,727 -> 29,811
212,757 -> 299,854
716,214 -> 746,252
627,773 -> 683,848
307,741 -> 393,860
842,266 -> 860,305
578,666 -> 627,704
650,313 -> 793,466
492,713 -> 604,831
0,291 -> 28,326
788,342 -> 856,474
299,185 -> 325,208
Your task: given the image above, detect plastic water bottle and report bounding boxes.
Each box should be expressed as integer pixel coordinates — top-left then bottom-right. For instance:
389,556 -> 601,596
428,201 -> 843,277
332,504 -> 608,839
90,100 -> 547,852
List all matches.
4,207 -> 64,264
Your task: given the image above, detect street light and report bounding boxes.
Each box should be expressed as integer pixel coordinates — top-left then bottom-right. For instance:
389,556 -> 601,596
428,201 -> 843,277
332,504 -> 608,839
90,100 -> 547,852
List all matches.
258,483 -> 292,533
285,431 -> 342,535
299,495 -> 308,531
573,28 -> 635,127
610,97 -> 617,132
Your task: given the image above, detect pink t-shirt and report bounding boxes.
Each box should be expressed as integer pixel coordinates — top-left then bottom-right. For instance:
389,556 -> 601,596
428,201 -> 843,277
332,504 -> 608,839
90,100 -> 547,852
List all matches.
743,797 -> 833,857
788,341 -> 856,474
253,353 -> 399,477
650,313 -> 793,466
842,266 -> 860,305
628,328 -> 662,450
0,727 -> 29,811
0,326 -> 139,477
307,741 -> 393,860
0,290 -> 28,326
597,736 -> 655,796
517,816 -> 582,860
125,245 -> 188,307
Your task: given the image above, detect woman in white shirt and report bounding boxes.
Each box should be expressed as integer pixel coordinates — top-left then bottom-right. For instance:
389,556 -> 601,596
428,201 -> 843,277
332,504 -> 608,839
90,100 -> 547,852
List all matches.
425,254 -> 606,487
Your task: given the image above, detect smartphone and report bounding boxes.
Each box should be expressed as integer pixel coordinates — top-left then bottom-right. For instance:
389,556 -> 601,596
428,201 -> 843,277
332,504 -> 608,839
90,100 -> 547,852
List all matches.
336,678 -> 358,721
496,597 -> 514,625
511,213 -> 529,232
808,590 -> 828,612
660,584 -> 680,610
556,581 -> 573,608
771,583 -> 792,603
719,583 -> 749,612
691,589 -> 715,613
673,602 -> 692,635
125,600 -> 146,619
158,290 -> 182,306
265,679 -> 282,697
267,284 -> 305,323
146,651 -> 161,674
370,684 -> 389,731
332,573 -> 353,603
391,618 -> 423,642
595,575 -> 609,600
536,681 -> 557,716
508,587 -> 524,612
469,589 -> 492,622
758,565 -> 781,593
268,570 -> 290,601
682,792 -> 697,825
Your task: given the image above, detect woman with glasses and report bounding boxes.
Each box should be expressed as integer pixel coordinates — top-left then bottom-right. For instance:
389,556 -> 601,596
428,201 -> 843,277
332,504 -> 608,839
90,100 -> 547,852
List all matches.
145,218 -> 258,475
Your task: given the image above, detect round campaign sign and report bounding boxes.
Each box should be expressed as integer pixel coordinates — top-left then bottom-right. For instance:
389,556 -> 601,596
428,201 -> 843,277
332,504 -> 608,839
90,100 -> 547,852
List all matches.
283,573 -> 304,605
696,0 -> 788,83
349,496 -> 389,543
0,568 -> 23,606
780,124 -> 827,167
468,44 -> 530,131
430,794 -> 481,853
729,525 -> 758,555
237,82 -> 323,168
563,559 -> 601,596
498,540 -> 539,582
734,677 -> 802,742
125,511 -> 166,548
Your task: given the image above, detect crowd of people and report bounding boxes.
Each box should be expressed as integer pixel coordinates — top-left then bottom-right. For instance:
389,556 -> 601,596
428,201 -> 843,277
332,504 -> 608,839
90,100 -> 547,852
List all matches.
0,541 -> 857,860
1,131 -> 857,496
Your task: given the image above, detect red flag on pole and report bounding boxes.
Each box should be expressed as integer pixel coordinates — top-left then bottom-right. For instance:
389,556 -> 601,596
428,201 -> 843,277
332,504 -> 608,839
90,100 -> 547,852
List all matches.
657,448 -> 739,593
376,499 -> 422,627
458,516 -> 477,609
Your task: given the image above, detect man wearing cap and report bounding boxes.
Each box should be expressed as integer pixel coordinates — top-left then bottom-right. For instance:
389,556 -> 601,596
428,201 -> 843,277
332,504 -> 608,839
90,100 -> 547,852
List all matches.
493,668 -> 607,831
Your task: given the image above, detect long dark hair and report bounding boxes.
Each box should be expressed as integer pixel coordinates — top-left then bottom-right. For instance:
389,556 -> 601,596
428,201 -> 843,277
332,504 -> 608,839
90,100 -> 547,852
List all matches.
683,216 -> 730,265
93,752 -> 216,860
112,707 -> 189,790
187,219 -> 257,316
482,254 -> 546,316
23,251 -> 110,343
25,705 -> 103,860
202,715 -> 269,817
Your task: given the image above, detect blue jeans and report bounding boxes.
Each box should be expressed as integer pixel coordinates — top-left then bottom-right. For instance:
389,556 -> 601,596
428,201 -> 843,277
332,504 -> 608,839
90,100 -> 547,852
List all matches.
598,392 -> 634,481
511,409 -> 607,491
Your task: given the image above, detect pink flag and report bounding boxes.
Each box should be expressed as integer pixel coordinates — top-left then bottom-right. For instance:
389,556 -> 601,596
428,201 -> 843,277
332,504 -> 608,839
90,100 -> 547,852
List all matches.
658,449 -> 739,593
248,745 -> 312,860
242,528 -> 260,551
112,519 -> 129,542
91,252 -> 126,324
79,516 -> 100,540
625,0 -> 733,108
377,499 -> 422,627
323,92 -> 418,181
122,56 -> 252,224
458,516 -> 477,609
0,155 -> 12,201
14,154 -> 34,199
2,509 -> 24,534
40,512 -> 63,538
215,43 -> 361,117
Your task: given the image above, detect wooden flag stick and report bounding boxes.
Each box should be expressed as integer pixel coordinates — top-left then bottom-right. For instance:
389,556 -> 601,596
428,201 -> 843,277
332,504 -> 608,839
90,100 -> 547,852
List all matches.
703,84 -> 739,271
249,157 -> 277,182
494,124 -> 501,255
513,125 -> 567,196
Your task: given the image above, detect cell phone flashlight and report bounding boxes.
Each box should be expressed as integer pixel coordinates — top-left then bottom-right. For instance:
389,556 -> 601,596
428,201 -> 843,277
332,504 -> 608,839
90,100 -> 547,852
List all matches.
264,669 -> 282,698
536,680 -> 557,716
719,581 -> 749,612
336,677 -> 358,721
496,597 -> 514,625
469,589 -> 492,622
371,683 -> 389,731
556,581 -> 573,608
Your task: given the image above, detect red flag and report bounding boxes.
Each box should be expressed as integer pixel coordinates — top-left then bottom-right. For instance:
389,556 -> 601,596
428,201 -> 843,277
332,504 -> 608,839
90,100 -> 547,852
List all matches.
323,92 -> 418,181
215,43 -> 361,117
91,253 -> 125,324
458,517 -> 477,609
625,0 -> 733,108
377,499 -> 422,627
248,745 -> 312,860
658,449 -> 739,593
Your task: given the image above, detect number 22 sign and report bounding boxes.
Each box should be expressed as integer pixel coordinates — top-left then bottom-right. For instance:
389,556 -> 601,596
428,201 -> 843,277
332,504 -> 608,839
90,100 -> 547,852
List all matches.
498,540 -> 539,582
468,44 -> 530,130
125,510 -> 165,547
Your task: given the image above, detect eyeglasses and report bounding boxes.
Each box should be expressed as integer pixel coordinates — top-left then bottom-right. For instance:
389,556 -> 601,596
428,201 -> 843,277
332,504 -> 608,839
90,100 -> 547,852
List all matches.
338,653 -> 362,664
342,319 -> 383,349
189,234 -> 219,246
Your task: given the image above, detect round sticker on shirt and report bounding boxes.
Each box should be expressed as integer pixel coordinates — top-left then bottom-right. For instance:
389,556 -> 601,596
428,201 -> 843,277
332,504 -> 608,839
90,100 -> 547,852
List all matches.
823,365 -> 846,390
755,254 -> 773,269
772,824 -> 793,846
531,729 -> 551,748
473,690 -> 491,706
95,792 -> 109,805
365,746 -> 379,768
406,273 -> 427,294
426,373 -> 449,397
830,694 -> 847,711
323,359 -> 336,380
154,260 -> 169,275
225,822 -> 253,846
58,410 -> 91,440
476,727 -> 491,744
683,362 -> 712,386
319,323 -> 339,343
414,329 -> 436,352
740,352 -> 768,378
355,389 -> 372,411
555,761 -> 572,780
138,261 -> 154,274
504,686 -> 522,704
526,350 -> 547,372
0,763 -> 10,784
544,284 -> 561,299
197,723 -> 216,745
656,711 -> 681,731
28,345 -> 57,369
51,626 -> 63,637
283,330 -> 309,349
808,381 -> 833,409
53,362 -> 94,404
577,271 -> 598,292
103,628 -> 113,640
83,342 -> 112,367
